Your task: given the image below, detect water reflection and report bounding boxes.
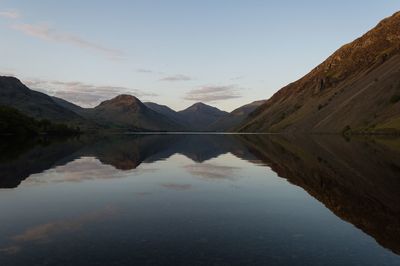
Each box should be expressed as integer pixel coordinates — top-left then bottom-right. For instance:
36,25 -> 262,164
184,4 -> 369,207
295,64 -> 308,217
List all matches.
0,134 -> 399,265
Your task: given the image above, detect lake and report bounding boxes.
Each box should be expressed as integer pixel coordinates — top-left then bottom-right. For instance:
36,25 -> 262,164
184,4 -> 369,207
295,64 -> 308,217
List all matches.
0,134 -> 399,265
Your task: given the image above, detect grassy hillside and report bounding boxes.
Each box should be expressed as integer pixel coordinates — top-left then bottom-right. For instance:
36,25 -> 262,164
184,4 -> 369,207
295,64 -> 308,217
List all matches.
239,11 -> 400,134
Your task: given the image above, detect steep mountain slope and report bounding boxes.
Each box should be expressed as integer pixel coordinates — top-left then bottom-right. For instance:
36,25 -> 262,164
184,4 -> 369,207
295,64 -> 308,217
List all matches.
209,100 -> 266,131
52,96 -> 86,115
239,11 -> 400,134
178,102 -> 228,131
0,76 -> 86,126
144,102 -> 189,129
89,95 -> 183,131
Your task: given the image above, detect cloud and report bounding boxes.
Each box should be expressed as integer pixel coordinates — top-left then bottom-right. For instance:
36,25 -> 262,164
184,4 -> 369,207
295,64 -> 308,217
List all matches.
184,85 -> 242,103
11,23 -> 124,60
0,9 -> 20,19
230,76 -> 244,81
184,163 -> 240,180
160,74 -> 192,82
24,78 -> 157,107
136,68 -> 154,74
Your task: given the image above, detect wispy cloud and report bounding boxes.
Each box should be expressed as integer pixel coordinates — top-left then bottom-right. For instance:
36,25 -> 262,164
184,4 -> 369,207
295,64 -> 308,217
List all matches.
160,74 -> 192,82
0,9 -> 20,19
24,78 -> 157,107
230,76 -> 244,81
184,85 -> 242,102
11,23 -> 124,60
136,68 -> 154,74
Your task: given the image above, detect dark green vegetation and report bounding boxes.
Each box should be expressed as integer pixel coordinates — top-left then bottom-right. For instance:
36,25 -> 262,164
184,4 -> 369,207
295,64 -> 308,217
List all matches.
0,105 -> 81,136
239,11 -> 400,134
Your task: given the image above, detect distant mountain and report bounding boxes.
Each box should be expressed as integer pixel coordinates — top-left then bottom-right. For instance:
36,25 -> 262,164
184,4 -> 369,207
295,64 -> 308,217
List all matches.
178,102 -> 228,131
239,11 -> 400,134
209,100 -> 266,131
52,96 -> 86,115
144,102 -> 188,129
0,76 -> 86,126
88,94 -> 183,131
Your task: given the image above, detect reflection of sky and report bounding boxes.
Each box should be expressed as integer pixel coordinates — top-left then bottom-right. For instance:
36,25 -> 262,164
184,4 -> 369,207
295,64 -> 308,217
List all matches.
0,150 -> 399,265
21,157 -> 158,186
1,206 -> 119,255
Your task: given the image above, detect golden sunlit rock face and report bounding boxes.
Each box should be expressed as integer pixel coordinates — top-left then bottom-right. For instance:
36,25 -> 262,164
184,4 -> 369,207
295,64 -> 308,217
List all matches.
240,12 -> 400,134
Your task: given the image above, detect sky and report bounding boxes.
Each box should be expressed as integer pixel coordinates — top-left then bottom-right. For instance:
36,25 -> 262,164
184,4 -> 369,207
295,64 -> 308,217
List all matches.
0,1 -> 399,112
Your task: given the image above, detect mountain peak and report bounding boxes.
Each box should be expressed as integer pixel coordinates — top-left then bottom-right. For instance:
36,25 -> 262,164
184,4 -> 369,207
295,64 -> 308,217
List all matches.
112,94 -> 140,103
98,94 -> 143,108
0,76 -> 22,83
185,102 -> 215,111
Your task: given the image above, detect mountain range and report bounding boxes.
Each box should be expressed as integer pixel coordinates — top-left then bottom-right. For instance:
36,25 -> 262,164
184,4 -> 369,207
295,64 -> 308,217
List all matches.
0,76 -> 262,132
1,11 -> 400,134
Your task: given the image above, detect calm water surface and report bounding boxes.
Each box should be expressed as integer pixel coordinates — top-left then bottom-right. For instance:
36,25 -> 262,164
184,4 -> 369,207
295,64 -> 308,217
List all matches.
0,134 -> 399,265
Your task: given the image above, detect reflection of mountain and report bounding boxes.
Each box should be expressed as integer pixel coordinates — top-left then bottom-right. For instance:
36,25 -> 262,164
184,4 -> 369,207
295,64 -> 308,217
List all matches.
0,138 -> 85,188
239,135 -> 400,255
1,134 -> 400,255
91,134 -> 257,166
0,134 -> 256,188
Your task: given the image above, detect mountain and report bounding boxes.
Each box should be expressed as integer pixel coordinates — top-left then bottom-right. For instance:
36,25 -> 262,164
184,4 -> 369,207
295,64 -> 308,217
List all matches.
88,94 -> 183,131
209,100 -> 266,131
0,76 -> 86,126
144,102 -> 188,129
178,102 -> 229,131
239,11 -> 400,134
52,96 -> 86,115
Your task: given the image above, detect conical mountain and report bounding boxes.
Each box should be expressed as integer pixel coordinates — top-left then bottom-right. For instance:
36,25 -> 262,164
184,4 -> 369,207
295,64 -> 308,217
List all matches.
178,102 -> 228,131
90,94 -> 183,131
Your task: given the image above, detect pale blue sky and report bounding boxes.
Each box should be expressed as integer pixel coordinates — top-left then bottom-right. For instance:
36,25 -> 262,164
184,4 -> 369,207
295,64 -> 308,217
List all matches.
0,1 -> 399,111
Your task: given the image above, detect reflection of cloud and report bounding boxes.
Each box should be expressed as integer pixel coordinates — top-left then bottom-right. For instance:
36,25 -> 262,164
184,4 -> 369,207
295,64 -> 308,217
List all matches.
0,9 -> 20,19
24,78 -> 157,107
24,158 -> 122,185
24,157 -> 159,185
1,206 -> 118,255
11,23 -> 124,60
184,85 -> 242,103
184,163 -> 240,180
160,74 -> 192,82
161,183 -> 192,191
